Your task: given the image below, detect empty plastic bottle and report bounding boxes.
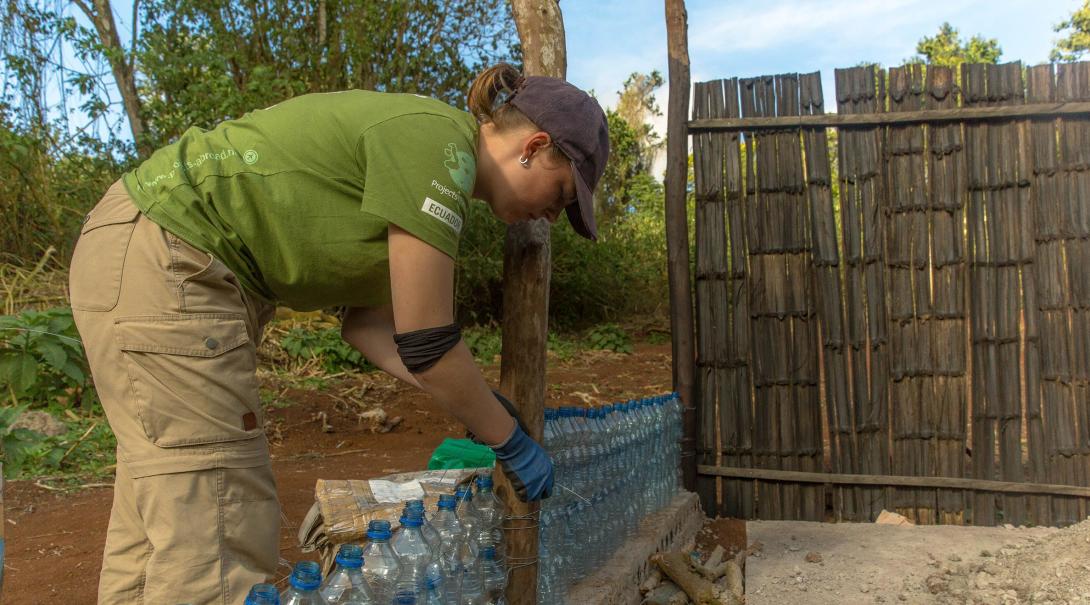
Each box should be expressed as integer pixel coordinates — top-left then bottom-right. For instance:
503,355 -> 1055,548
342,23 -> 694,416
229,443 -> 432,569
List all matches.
471,475 -> 504,562
422,569 -> 445,605
245,583 -> 281,605
432,494 -> 466,603
320,544 -> 377,604
406,500 -> 441,549
454,486 -> 481,556
361,520 -> 401,604
457,553 -> 486,605
391,510 -> 432,597
282,561 -> 322,605
478,546 -> 506,603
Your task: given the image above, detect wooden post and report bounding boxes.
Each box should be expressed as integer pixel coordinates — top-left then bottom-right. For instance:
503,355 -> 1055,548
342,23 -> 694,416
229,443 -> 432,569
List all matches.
664,0 -> 697,493
497,2 -> 566,604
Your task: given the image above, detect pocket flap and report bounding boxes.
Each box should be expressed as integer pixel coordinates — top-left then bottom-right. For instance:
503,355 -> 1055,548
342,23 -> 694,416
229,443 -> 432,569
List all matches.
82,202 -> 141,233
115,315 -> 250,357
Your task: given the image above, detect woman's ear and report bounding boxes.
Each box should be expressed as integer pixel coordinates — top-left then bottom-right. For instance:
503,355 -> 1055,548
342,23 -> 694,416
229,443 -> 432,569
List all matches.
521,131 -> 553,161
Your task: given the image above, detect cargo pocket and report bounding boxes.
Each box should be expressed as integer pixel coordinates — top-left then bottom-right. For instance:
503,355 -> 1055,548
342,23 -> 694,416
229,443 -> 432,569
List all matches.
114,314 -> 263,448
69,198 -> 141,312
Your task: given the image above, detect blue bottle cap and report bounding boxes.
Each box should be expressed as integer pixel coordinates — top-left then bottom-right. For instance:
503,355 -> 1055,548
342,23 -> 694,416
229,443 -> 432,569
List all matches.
407,499 -> 425,510
400,514 -> 424,528
244,583 -> 279,605
437,498 -> 457,510
476,474 -> 493,489
289,561 -> 321,591
366,520 -> 392,541
576,407 -> 588,417
455,486 -> 473,500
335,543 -> 363,568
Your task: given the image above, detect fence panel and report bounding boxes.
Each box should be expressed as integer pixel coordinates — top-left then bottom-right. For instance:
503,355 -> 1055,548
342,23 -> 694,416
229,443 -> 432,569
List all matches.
692,60 -> 1090,525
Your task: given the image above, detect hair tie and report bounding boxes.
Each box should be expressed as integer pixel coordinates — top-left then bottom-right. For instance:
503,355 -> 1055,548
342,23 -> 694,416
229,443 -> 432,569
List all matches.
501,75 -> 527,105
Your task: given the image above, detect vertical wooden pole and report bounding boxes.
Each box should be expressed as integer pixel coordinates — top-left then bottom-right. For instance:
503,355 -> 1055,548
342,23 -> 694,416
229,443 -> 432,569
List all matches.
498,2 -> 565,604
664,0 -> 697,493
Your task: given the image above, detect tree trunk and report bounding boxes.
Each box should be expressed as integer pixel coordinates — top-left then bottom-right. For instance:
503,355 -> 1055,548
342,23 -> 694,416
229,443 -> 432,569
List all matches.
664,0 -> 696,491
497,3 -> 566,605
77,0 -> 150,157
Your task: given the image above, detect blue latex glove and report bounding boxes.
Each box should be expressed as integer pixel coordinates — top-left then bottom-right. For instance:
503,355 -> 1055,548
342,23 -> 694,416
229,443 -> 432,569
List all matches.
491,423 -> 554,502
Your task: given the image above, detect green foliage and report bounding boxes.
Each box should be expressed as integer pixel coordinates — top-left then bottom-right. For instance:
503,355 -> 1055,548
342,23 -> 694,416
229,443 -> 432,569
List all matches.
0,405 -> 116,480
585,323 -> 632,354
463,324 -> 503,364
134,0 -> 519,148
0,406 -> 54,477
279,327 -> 376,374
0,307 -> 96,409
914,23 -> 1002,67
1052,1 -> 1090,61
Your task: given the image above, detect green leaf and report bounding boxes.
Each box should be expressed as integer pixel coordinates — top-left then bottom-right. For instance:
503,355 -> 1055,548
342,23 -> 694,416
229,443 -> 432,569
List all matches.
0,351 -> 38,394
61,360 -> 86,384
35,339 -> 68,369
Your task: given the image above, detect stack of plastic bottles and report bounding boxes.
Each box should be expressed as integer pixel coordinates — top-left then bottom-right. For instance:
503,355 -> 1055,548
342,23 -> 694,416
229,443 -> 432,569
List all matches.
265,391 -> 680,605
537,392 -> 683,605
270,474 -> 508,604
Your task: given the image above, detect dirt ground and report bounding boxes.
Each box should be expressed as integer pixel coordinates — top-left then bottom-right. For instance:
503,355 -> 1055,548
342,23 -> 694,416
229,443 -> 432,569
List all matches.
2,343 -> 673,604
745,518 -> 1090,605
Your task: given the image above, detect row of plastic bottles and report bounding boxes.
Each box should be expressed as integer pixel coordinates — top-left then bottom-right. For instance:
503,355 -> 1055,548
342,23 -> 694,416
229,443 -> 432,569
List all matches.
251,475 -> 508,605
242,392 -> 680,605
537,393 -> 682,605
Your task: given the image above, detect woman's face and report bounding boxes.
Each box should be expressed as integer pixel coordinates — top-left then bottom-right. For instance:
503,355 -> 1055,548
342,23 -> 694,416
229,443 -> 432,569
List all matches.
484,129 -> 577,226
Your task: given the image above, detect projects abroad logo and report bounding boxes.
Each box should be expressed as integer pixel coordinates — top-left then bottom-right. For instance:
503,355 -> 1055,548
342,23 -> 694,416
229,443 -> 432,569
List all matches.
443,142 -> 475,195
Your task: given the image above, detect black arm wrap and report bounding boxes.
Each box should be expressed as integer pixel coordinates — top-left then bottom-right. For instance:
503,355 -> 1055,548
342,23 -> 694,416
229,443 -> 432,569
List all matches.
392,322 -> 462,373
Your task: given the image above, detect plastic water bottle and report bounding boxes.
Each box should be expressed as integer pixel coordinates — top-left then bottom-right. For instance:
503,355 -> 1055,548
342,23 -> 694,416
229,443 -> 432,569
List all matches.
471,475 -> 504,561
458,553 -> 486,605
431,494 -> 466,603
454,486 -> 481,561
320,544 -> 377,604
478,545 -> 506,603
282,561 -> 322,605
406,500 -> 441,550
246,583 -> 281,605
361,520 -> 401,603
391,510 -> 432,597
422,569 -> 445,605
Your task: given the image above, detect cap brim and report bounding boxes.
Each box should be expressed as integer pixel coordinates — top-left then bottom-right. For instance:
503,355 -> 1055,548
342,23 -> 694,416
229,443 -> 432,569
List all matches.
566,162 -> 598,241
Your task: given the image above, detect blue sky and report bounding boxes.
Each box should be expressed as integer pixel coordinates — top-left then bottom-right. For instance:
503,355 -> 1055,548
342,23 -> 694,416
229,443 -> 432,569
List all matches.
560,0 -> 1080,174
565,0 -> 1077,97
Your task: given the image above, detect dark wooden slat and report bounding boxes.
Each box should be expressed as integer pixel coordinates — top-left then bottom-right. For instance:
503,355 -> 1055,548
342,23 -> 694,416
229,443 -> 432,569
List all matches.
692,80 -> 724,517
925,65 -> 970,526
835,65 -> 890,521
688,101 -> 1090,131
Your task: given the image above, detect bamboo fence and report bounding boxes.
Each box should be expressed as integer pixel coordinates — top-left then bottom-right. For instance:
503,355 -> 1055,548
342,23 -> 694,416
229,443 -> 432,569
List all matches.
693,61 -> 1090,526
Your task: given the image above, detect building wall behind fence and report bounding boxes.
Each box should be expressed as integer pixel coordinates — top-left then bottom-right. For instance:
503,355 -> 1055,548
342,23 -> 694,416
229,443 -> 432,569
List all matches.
693,61 -> 1090,527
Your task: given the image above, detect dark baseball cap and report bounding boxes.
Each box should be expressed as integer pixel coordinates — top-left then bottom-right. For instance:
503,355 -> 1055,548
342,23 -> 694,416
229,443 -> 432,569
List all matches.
508,76 -> 609,241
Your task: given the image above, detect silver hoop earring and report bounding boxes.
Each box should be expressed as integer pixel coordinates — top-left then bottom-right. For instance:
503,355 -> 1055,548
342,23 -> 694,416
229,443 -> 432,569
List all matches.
519,156 -> 529,167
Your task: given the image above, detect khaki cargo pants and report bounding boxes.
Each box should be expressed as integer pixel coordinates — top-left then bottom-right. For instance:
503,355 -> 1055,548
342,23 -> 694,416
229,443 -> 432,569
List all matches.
69,182 -> 280,605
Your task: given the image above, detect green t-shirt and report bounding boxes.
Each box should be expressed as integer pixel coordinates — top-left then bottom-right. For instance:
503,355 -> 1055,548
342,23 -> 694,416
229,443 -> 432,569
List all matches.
121,91 -> 479,310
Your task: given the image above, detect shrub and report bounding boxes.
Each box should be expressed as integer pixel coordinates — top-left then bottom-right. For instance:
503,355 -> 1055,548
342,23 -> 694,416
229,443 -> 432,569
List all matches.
0,307 -> 96,409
